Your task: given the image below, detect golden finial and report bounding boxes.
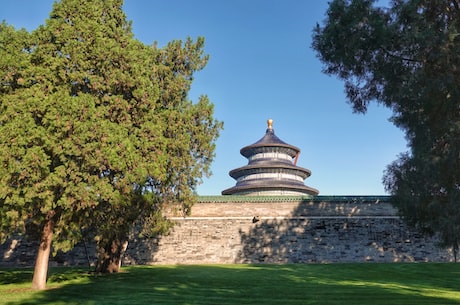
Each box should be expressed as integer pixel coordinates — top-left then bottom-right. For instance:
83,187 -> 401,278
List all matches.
267,118 -> 273,130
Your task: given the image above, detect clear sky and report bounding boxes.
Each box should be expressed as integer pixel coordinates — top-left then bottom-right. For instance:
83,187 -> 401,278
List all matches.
0,0 -> 407,195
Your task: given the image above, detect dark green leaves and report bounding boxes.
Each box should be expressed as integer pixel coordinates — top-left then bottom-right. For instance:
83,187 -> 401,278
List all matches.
313,0 -> 460,257
0,0 -> 222,263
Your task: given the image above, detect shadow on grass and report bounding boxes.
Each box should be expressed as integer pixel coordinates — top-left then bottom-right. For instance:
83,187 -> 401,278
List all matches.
0,267 -> 92,286
0,268 -> 34,285
3,264 -> 460,305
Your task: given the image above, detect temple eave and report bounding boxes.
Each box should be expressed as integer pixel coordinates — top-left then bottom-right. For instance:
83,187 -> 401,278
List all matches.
222,184 -> 319,196
229,165 -> 312,180
241,144 -> 300,158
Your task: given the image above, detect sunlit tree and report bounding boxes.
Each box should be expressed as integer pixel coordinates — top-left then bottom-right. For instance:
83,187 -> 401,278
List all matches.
0,0 -> 222,289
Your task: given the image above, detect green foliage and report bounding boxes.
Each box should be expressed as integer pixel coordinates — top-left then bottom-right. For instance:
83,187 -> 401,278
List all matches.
2,264 -> 460,304
0,0 -> 221,267
313,0 -> 460,255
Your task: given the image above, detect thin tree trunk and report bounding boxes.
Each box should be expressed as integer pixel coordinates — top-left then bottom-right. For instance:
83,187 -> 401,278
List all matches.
82,238 -> 92,270
32,210 -> 56,290
454,242 -> 458,263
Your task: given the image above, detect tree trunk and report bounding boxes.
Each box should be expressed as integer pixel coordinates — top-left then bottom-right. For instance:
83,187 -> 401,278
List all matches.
32,210 -> 56,290
95,238 -> 128,273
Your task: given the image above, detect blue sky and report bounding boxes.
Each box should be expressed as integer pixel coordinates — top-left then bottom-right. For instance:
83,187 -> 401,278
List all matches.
0,1 -> 407,195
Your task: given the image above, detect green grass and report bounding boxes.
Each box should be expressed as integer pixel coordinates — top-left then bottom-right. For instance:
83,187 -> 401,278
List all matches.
1,263 -> 459,304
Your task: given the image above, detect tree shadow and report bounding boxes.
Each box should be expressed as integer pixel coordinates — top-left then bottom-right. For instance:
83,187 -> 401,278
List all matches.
0,236 -> 98,269
122,234 -> 161,265
0,267 -> 91,286
237,197 -> 453,263
0,268 -> 34,285
0,238 -> 39,268
3,265 -> 460,305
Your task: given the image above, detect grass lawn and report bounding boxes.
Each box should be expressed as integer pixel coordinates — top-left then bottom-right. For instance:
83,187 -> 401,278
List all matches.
1,263 -> 459,304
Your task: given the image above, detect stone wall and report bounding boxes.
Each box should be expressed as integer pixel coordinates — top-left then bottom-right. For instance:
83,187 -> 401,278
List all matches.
0,235 -> 97,267
124,196 -> 453,264
0,196 -> 454,267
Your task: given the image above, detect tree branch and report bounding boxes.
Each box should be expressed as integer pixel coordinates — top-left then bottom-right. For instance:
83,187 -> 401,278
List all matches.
379,46 -> 421,64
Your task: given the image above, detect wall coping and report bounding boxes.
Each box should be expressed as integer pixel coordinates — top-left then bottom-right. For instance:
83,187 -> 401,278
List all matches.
197,195 -> 391,203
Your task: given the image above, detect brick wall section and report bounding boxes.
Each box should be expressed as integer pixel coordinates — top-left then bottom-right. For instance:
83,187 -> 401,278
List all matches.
1,196 -> 454,267
124,196 -> 453,264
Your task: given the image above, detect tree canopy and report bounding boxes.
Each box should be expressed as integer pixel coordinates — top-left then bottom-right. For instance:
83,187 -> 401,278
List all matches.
312,0 -> 460,259
0,0 -> 222,289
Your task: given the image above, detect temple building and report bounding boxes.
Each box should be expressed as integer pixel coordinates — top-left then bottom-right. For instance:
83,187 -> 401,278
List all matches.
222,119 -> 319,196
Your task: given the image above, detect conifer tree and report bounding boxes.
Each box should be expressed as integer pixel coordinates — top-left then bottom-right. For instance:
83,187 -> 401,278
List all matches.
313,0 -> 460,260
0,0 -> 221,289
